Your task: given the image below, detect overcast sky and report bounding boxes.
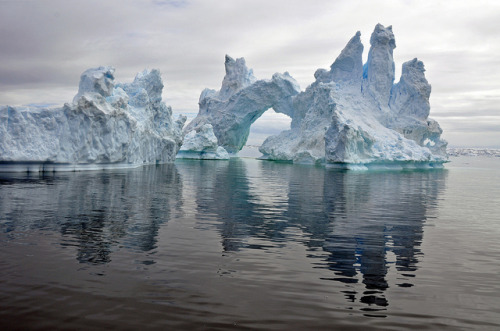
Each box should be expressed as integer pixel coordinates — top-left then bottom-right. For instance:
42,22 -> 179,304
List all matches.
1,0 -> 499,147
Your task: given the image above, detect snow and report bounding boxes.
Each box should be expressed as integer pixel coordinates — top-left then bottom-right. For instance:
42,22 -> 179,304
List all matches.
0,67 -> 185,172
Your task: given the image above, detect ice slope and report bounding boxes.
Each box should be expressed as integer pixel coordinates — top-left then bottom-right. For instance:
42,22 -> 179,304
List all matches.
0,66 -> 185,172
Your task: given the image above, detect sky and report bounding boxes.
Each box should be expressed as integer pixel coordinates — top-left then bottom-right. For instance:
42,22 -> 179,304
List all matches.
1,0 -> 499,148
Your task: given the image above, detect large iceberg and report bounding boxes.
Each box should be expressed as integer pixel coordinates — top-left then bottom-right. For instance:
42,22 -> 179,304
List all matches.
183,55 -> 301,156
0,66 -> 185,172
185,25 -> 447,168
1,24 -> 447,171
260,24 -> 447,168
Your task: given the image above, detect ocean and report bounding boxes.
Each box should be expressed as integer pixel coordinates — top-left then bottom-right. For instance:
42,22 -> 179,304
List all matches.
1,155 -> 499,330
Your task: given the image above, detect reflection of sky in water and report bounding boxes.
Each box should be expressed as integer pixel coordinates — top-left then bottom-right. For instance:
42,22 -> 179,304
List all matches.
1,164 -> 183,262
179,159 -> 446,315
1,157 -> 500,328
0,160 -> 444,315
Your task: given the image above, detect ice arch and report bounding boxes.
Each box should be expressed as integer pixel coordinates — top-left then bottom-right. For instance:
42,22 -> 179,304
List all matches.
182,56 -> 300,155
181,24 -> 447,166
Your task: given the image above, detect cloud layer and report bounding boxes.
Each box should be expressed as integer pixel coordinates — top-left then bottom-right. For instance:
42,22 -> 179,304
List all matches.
1,0 -> 499,147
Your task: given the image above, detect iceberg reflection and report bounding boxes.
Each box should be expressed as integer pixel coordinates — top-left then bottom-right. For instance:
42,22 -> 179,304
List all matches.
0,159 -> 446,314
0,164 -> 183,264
181,159 -> 446,313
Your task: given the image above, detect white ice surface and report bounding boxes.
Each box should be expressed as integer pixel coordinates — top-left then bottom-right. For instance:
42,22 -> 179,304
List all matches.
184,55 -> 300,155
0,67 -> 185,172
177,124 -> 229,159
261,24 -> 447,166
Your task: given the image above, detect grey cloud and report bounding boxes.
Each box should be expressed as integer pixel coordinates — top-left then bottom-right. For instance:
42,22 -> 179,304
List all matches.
152,0 -> 190,8
0,0 -> 499,147
434,109 -> 500,118
450,124 -> 500,134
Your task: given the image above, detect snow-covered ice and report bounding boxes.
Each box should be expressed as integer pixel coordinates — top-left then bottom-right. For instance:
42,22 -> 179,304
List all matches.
0,66 -> 185,172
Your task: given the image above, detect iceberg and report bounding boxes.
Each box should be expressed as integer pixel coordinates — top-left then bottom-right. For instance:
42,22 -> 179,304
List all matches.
260,24 -> 447,168
261,24 -> 447,168
1,24 -> 447,170
184,25 -> 446,168
0,66 -> 185,172
177,123 -> 229,159
184,55 -> 301,155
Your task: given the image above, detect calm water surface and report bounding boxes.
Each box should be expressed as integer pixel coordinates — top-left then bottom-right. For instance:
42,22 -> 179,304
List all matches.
1,156 -> 499,330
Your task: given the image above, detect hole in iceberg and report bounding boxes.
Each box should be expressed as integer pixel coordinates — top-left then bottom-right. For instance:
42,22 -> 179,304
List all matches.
423,138 -> 436,147
239,109 -> 291,158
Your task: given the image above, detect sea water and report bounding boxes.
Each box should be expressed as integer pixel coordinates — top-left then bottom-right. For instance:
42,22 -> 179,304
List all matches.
0,156 -> 499,330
